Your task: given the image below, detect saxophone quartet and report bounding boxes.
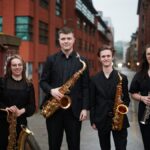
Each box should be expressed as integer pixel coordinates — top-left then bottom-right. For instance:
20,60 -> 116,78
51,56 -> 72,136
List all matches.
140,92 -> 150,125
41,53 -> 87,118
112,72 -> 128,131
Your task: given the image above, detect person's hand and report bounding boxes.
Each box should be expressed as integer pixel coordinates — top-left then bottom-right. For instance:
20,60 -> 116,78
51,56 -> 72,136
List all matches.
79,109 -> 88,121
6,106 -> 25,117
92,123 -> 97,130
50,87 -> 64,100
6,105 -> 17,113
141,95 -> 150,106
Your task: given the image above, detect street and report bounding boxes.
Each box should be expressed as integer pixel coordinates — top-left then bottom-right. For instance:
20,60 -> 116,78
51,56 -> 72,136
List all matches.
28,67 -> 144,150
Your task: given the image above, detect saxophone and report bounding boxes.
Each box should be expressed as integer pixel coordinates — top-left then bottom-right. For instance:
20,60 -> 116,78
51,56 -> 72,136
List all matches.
0,109 -> 41,150
112,72 -> 128,131
41,53 -> 87,118
0,109 -> 17,150
18,125 -> 41,150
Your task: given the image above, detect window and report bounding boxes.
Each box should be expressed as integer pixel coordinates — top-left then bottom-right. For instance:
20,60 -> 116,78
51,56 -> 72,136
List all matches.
15,16 -> 33,41
39,21 -> 48,44
55,28 -> 59,47
0,17 -> 2,32
40,0 -> 49,9
56,0 -> 62,16
26,62 -> 33,79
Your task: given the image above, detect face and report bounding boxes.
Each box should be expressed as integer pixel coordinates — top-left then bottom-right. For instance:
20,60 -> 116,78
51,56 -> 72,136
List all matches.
59,33 -> 75,52
99,49 -> 113,67
146,47 -> 150,65
11,58 -> 23,77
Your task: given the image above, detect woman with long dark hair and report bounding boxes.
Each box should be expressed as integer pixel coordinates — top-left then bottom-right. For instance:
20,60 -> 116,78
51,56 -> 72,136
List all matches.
0,55 -> 36,149
130,44 -> 150,150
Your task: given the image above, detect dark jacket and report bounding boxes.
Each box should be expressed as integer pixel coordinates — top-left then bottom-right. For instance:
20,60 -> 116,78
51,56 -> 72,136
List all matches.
90,70 -> 130,132
39,51 -> 90,118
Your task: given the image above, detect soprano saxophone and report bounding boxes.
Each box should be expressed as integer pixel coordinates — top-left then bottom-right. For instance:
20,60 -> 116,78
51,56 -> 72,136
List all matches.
41,53 -> 87,118
112,72 -> 128,131
140,92 -> 150,125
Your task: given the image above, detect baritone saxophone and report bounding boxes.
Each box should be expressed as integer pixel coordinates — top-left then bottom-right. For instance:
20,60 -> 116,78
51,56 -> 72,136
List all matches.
0,109 -> 41,150
41,53 -> 87,118
112,72 -> 128,131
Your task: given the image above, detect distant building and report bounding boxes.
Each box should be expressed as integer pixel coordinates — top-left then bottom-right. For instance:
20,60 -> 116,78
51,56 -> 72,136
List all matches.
126,32 -> 138,70
114,41 -> 128,66
0,0 -> 113,108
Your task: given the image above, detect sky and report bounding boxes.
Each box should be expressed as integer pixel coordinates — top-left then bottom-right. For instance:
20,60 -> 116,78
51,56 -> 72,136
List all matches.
92,0 -> 139,42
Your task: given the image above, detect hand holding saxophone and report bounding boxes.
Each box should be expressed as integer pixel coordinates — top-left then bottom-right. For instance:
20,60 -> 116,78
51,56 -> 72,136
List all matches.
50,87 -> 64,100
5,105 -> 25,117
140,95 -> 150,106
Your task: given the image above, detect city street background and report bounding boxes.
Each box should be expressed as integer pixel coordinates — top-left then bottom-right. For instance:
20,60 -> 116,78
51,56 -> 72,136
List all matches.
28,67 -> 144,150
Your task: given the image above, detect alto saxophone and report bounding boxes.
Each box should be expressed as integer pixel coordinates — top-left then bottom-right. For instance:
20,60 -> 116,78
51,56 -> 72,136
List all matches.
112,72 -> 128,131
41,53 -> 87,118
140,92 -> 150,125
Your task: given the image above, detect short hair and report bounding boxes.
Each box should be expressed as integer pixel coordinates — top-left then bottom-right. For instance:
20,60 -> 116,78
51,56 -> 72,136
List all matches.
97,45 -> 115,57
58,26 -> 74,36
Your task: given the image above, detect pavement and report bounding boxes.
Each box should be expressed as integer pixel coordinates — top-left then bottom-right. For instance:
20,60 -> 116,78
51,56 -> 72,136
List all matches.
27,67 -> 145,150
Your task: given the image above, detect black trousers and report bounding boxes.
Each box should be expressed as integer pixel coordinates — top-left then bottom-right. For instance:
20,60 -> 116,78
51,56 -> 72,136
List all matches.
46,109 -> 81,150
97,128 -> 127,150
139,123 -> 150,150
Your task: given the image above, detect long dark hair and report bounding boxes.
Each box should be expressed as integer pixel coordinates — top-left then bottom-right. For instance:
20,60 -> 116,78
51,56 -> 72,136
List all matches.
4,55 -> 27,80
139,44 -> 150,78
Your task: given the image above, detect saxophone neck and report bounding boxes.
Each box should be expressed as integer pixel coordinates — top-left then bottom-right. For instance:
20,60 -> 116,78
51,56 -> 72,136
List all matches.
76,52 -> 87,73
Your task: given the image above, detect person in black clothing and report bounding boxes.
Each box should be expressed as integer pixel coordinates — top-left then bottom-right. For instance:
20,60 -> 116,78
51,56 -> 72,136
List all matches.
0,55 -> 36,149
90,45 -> 130,150
129,44 -> 150,150
40,26 -> 89,150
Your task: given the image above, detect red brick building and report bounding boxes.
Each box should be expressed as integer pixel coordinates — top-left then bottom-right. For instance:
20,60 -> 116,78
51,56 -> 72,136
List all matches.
137,0 -> 150,60
0,0 -> 113,108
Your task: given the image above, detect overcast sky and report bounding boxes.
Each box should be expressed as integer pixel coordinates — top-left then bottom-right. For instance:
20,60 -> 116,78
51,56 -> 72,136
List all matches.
92,0 -> 139,42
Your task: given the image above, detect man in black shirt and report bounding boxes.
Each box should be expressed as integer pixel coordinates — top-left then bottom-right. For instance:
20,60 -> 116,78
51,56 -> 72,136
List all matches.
40,26 -> 89,150
90,45 -> 130,150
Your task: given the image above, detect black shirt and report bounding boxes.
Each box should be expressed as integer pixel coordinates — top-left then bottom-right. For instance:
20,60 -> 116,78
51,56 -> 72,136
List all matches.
40,50 -> 90,117
129,72 -> 150,120
90,69 -> 130,131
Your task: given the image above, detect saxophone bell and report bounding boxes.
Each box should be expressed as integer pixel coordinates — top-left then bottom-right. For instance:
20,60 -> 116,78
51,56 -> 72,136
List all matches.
60,95 -> 72,109
116,104 -> 128,115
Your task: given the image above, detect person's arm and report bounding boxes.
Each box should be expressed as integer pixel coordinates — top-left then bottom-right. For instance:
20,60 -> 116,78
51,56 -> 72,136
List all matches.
89,78 -> 96,126
23,83 -> 36,117
81,58 -> 90,110
131,93 -> 150,106
79,58 -> 90,121
39,56 -> 53,95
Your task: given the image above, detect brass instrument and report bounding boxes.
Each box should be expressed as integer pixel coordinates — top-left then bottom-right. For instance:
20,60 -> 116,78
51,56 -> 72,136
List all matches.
0,109 -> 17,150
140,92 -> 150,125
41,53 -> 87,118
112,72 -> 128,131
18,125 -> 41,150
0,109 -> 41,150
